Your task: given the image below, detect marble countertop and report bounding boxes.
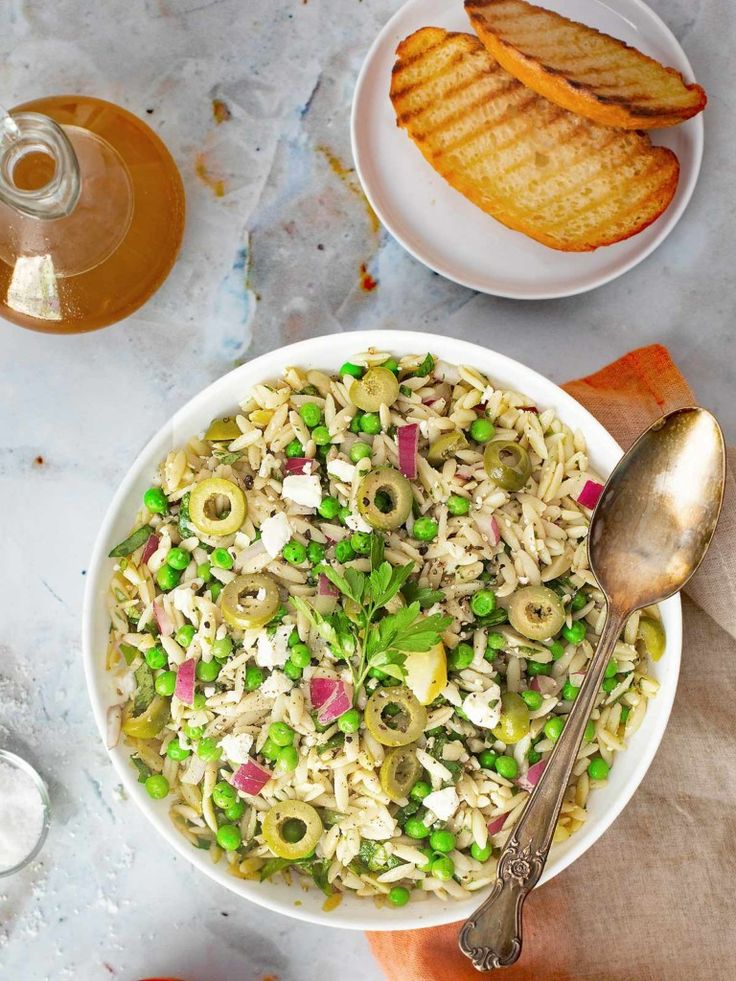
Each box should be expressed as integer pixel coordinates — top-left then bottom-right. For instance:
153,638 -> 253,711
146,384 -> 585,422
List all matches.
1,0 -> 733,978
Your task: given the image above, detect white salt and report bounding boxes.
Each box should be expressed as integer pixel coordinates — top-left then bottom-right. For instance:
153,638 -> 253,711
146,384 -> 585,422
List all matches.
0,759 -> 45,871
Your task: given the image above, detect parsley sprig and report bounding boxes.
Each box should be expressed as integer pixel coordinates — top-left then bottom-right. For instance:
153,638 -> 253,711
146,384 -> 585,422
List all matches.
291,559 -> 452,697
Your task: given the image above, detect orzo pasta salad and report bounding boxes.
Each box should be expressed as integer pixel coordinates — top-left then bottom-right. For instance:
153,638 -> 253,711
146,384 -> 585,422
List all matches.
105,350 -> 665,906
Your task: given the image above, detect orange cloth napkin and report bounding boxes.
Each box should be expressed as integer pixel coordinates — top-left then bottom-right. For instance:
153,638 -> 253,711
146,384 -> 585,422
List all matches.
368,345 -> 736,981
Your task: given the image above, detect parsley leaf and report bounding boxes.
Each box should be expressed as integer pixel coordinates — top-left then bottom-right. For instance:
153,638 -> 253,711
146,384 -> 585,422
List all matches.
402,580 -> 445,609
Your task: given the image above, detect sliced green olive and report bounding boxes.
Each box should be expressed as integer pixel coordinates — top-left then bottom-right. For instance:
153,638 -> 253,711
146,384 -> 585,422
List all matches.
380,745 -> 423,801
189,477 -> 247,537
262,799 -> 323,860
364,687 -> 427,747
508,585 -> 566,641
427,430 -> 468,465
357,468 -> 413,530
121,695 -> 170,739
205,415 -> 241,442
492,692 -> 530,745
483,441 -> 532,491
637,616 -> 666,661
349,366 -> 399,412
221,573 -> 280,630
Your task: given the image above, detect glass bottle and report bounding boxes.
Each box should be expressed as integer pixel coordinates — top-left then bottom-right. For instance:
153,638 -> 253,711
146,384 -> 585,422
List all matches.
0,95 -> 185,333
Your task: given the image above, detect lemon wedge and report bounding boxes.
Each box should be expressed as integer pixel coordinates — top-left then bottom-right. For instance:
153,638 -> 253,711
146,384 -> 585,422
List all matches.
404,642 -> 448,706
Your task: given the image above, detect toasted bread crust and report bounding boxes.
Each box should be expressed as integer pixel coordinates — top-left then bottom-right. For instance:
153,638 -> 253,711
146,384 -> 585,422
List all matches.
465,0 -> 706,129
390,28 -> 679,252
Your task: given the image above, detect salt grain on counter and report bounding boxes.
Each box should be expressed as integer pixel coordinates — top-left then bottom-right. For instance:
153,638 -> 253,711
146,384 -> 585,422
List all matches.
0,759 -> 46,872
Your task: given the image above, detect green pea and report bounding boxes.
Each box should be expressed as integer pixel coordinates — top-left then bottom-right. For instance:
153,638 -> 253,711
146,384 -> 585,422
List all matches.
318,496 -> 340,520
156,565 -> 181,591
527,748 -> 542,765
478,750 -> 498,770
166,547 -> 189,571
225,800 -> 245,821
196,659 -> 220,682
216,824 -> 242,851
544,717 -> 564,742
185,724 -> 204,740
602,677 -> 618,693
337,708 -> 361,734
486,632 -> 506,651
260,737 -> 281,761
584,720 -> 596,742
287,630 -> 301,649
144,486 -> 168,514
605,660 -> 618,679
527,661 -> 551,677
285,439 -> 303,458
448,643 -> 474,671
289,643 -> 312,669
299,402 -> 322,428
471,589 -> 496,617
388,885 -> 410,907
212,636 -> 233,660
495,755 -> 518,779
284,660 -> 303,681
209,582 -> 222,602
471,842 -> 492,862
410,780 -> 431,802
197,561 -> 212,583
306,541 -> 326,564
469,418 -> 496,443
349,414 -> 363,434
193,692 -> 207,710
269,721 -> 295,748
404,817 -> 430,839
245,665 -> 264,691
211,547 -> 233,570
166,739 -> 190,761
276,745 -> 299,773
549,641 -> 566,660
155,671 -> 176,697
521,689 -> 543,711
175,624 -> 196,648
413,517 -> 438,541
340,362 -> 364,379
312,425 -> 331,446
145,774 -> 170,799
561,682 -> 580,701
338,506 -> 351,524
359,413 -> 381,435
335,540 -> 355,563
145,646 -> 167,670
283,540 -> 307,565
197,738 -> 222,762
562,621 -> 587,644
212,781 -> 237,809
350,531 -> 372,555
429,829 -> 455,853
446,494 -> 470,516
571,591 -> 587,611
349,442 -> 372,463
430,855 -> 455,881
587,757 -> 610,781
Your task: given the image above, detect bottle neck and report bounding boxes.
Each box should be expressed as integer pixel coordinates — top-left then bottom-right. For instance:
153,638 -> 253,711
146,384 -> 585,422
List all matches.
0,109 -> 80,219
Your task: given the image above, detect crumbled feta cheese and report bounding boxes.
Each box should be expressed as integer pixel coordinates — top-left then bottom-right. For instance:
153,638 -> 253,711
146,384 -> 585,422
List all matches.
260,670 -> 294,699
423,787 -> 460,822
260,512 -> 293,557
418,420 -> 430,440
281,474 -> 322,508
327,458 -> 356,483
463,682 -> 502,730
255,624 -> 292,669
344,511 -> 372,533
171,585 -> 197,622
220,732 -> 254,764
441,682 -> 463,707
356,803 -> 395,841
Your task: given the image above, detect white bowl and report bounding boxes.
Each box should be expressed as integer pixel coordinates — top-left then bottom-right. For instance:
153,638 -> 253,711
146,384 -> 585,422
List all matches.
82,330 -> 681,931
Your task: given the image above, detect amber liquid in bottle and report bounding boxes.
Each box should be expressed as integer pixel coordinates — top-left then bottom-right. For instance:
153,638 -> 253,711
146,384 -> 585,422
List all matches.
0,95 -> 185,333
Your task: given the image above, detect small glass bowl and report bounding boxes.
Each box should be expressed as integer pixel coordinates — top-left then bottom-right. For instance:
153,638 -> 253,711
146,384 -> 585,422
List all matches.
0,749 -> 51,877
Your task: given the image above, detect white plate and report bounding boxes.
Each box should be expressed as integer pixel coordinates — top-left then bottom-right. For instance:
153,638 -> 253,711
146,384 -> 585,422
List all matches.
83,330 -> 681,930
351,0 -> 704,299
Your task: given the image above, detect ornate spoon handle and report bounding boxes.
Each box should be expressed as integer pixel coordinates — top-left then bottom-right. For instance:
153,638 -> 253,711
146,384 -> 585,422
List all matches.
458,609 -> 626,971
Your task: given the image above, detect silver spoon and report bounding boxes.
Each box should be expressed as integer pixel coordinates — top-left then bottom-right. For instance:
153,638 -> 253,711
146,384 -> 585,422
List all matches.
459,406 -> 725,971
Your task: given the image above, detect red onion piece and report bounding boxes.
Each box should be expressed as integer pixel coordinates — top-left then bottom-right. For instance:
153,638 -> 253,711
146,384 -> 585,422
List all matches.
518,406 -> 539,414
233,758 -> 272,796
517,759 -> 547,792
474,513 -> 501,547
310,676 -> 353,724
530,675 -> 559,697
141,533 -> 159,565
285,458 -> 317,476
487,814 -> 507,835
174,658 -> 196,706
153,601 -> 174,637
577,479 -> 604,509
318,574 -> 339,597
397,424 -> 419,480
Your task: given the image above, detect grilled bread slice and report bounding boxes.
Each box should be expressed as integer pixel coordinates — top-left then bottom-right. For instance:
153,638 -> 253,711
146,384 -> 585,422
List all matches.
390,28 -> 679,251
465,0 -> 706,129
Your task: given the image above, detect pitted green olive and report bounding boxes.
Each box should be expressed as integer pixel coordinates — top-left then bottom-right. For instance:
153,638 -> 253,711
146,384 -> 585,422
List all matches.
380,746 -> 422,801
221,573 -> 280,630
262,800 -> 323,859
349,367 -> 399,412
427,430 -> 468,465
364,687 -> 427,746
357,468 -> 413,530
483,441 -> 532,491
508,585 -> 566,641
189,477 -> 247,537
492,692 -> 530,745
